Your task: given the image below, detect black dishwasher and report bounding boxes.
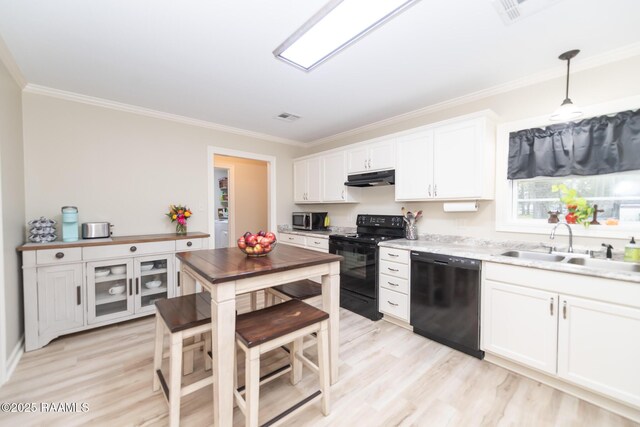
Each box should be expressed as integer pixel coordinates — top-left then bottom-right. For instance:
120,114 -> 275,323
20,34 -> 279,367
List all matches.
410,251 -> 484,359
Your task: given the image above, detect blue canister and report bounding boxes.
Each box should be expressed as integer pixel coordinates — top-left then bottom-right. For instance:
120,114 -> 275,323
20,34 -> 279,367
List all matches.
61,206 -> 79,242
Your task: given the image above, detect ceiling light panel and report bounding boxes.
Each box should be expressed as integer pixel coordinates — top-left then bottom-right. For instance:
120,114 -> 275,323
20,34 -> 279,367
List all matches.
274,0 -> 420,71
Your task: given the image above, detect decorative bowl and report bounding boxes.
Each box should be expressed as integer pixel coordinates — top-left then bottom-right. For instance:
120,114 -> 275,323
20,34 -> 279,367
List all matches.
108,284 -> 126,295
237,240 -> 277,258
95,268 -> 111,278
145,280 -> 162,289
140,262 -> 154,271
110,266 -> 126,275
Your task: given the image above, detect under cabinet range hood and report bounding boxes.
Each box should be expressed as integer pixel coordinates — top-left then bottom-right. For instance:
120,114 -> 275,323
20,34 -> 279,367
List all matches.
344,169 -> 395,187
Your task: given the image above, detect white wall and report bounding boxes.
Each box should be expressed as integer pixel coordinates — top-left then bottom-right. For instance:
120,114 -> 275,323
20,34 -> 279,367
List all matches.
301,55 -> 640,248
0,57 -> 25,377
22,93 -> 303,237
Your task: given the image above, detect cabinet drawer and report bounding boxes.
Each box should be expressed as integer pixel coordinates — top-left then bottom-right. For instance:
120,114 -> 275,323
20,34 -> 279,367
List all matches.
36,247 -> 82,265
280,233 -> 306,247
379,287 -> 409,321
379,259 -> 409,279
380,247 -> 409,264
176,238 -> 204,251
306,237 -> 329,251
83,241 -> 175,260
379,273 -> 409,294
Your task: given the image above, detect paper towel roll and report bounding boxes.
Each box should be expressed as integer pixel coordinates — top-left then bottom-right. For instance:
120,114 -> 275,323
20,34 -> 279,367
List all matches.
443,201 -> 478,212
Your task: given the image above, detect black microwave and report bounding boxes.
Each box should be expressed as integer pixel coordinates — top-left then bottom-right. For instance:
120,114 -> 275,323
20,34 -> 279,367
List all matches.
292,212 -> 328,231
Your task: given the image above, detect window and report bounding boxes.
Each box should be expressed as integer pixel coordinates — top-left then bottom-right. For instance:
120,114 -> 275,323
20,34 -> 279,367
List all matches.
513,171 -> 640,224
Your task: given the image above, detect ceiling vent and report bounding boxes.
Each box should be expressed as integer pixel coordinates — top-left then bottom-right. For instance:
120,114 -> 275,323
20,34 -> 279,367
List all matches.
491,0 -> 565,25
275,112 -> 301,122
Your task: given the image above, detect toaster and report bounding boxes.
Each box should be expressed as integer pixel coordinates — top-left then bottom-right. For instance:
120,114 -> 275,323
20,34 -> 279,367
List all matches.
81,222 -> 112,239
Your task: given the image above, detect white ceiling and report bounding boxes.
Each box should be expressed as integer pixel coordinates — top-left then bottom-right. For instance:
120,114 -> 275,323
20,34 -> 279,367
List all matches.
0,0 -> 639,143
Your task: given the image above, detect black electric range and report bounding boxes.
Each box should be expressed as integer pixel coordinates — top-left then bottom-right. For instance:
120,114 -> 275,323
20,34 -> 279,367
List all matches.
329,214 -> 405,320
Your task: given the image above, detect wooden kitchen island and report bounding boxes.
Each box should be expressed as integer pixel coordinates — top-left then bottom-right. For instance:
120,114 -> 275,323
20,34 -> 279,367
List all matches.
175,245 -> 342,427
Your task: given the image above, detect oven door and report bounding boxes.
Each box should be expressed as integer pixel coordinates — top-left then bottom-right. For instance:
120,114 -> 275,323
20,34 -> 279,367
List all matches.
329,239 -> 377,298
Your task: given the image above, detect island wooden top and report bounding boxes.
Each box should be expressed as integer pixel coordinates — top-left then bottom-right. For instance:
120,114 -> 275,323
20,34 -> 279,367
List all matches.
176,245 -> 343,284
17,231 -> 210,251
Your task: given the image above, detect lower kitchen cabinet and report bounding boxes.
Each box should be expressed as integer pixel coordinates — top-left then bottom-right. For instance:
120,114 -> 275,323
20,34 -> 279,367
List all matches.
37,264 -> 84,338
482,262 -> 640,410
558,296 -> 640,407
482,280 -> 558,374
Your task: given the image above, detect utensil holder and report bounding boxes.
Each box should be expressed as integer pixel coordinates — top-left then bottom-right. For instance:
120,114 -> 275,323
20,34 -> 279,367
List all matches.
405,224 -> 418,240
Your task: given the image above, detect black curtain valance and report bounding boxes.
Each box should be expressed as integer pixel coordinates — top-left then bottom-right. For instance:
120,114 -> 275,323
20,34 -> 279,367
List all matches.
507,109 -> 640,180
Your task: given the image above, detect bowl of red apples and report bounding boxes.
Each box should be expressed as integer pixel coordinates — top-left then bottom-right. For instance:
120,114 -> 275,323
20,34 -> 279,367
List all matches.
237,231 -> 277,257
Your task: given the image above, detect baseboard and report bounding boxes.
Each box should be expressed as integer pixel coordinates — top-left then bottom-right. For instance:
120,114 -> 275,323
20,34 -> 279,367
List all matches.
4,336 -> 24,385
484,352 -> 640,424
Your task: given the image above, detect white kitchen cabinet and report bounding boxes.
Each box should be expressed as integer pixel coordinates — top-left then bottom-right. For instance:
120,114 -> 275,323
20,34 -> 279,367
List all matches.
36,264 -> 84,339
395,115 -> 495,201
378,247 -> 410,323
293,157 -> 321,203
395,130 -> 434,200
347,140 -> 395,174
483,280 -> 558,374
558,296 -> 640,407
87,259 -> 135,324
322,151 -> 358,203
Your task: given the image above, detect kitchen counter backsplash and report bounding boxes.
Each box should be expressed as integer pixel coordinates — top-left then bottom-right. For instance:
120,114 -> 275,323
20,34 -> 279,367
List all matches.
379,234 -> 639,283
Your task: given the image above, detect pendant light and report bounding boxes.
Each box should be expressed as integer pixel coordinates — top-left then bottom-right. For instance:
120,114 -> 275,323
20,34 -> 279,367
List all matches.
550,49 -> 582,122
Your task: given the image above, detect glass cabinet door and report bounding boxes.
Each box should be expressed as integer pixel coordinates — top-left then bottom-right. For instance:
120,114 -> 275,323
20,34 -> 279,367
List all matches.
87,259 -> 134,324
135,255 -> 173,313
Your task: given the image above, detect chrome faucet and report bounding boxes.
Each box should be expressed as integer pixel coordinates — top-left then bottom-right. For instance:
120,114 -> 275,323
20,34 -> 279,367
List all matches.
550,223 -> 573,253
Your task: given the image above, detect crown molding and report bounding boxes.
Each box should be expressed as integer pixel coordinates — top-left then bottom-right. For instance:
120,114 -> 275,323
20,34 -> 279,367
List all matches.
0,35 -> 27,88
308,41 -> 640,147
22,84 -> 306,147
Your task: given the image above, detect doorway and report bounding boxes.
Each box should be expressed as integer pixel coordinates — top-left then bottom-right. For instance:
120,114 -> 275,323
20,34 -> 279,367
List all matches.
207,147 -> 276,249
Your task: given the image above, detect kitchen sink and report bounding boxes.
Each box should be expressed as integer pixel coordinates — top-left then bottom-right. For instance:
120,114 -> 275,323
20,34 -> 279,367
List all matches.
566,257 -> 640,273
500,251 -> 566,262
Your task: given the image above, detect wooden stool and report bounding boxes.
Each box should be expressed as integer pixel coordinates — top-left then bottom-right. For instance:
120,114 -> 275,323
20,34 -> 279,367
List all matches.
234,299 -> 331,427
153,292 -> 214,427
264,279 -> 322,306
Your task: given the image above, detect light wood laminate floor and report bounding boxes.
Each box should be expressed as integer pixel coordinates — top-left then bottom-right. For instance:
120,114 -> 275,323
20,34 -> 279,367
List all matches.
0,292 -> 637,427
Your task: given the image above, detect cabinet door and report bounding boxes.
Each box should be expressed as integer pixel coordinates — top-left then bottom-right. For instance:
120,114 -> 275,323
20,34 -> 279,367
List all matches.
87,259 -> 135,324
322,152 -> 348,202
558,296 -> 640,407
432,119 -> 483,199
293,159 -> 308,203
134,255 -> 174,314
395,131 -> 434,200
306,157 -> 322,202
347,147 -> 370,174
483,280 -> 558,374
368,140 -> 395,171
37,264 -> 84,336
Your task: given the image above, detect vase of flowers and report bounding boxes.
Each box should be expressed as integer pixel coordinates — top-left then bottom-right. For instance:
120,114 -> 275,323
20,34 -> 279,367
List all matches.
166,204 -> 192,235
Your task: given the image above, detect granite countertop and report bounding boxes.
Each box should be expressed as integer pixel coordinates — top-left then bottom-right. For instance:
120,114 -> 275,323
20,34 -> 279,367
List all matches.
277,226 -> 356,240
379,235 -> 640,284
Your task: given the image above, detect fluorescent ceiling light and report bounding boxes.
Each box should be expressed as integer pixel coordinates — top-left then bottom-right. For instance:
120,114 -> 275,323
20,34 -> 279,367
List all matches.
273,0 -> 421,72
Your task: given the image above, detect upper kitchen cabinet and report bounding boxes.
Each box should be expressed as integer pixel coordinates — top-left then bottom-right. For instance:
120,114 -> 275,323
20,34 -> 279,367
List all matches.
347,140 -> 395,174
293,157 -> 322,203
395,113 -> 496,201
322,151 -> 358,203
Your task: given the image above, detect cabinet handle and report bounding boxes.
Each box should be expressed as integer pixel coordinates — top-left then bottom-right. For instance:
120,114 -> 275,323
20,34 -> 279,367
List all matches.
388,253 -> 399,257
368,159 -> 372,169
549,298 -> 554,316
388,282 -> 399,287
136,278 -> 140,295
428,184 -> 432,197
341,190 -> 345,200
186,241 -> 193,247
76,285 -> 81,305
434,184 -> 438,197
288,237 -> 295,240
314,241 -> 321,244
387,267 -> 399,272
562,301 -> 567,319
387,301 -> 398,307
130,246 -> 137,252
55,252 -> 65,259
177,271 -> 180,287
364,159 -> 367,169
129,278 -> 133,296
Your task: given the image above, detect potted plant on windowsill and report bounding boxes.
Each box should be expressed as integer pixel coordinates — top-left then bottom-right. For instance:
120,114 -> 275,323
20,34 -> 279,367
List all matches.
551,184 -> 594,227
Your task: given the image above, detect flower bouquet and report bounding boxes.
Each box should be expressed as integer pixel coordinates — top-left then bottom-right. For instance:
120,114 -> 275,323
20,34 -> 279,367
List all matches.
166,204 -> 192,235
